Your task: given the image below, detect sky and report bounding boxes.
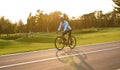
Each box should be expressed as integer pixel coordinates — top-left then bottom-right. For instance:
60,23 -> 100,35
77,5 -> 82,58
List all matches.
0,0 -> 114,23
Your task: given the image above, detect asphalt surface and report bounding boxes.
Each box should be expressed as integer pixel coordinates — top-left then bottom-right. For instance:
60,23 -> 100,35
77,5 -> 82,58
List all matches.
0,41 -> 120,70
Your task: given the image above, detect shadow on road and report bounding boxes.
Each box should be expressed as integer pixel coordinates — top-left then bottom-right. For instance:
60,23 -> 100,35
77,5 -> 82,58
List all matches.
56,48 -> 95,70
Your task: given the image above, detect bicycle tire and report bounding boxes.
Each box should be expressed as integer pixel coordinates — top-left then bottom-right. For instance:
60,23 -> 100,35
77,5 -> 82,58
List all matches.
68,35 -> 76,49
54,36 -> 65,50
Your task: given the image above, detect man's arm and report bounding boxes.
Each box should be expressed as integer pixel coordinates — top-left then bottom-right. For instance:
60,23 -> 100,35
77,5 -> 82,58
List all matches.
58,23 -> 62,32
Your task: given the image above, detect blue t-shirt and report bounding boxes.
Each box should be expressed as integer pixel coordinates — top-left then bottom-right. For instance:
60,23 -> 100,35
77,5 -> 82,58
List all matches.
58,20 -> 72,32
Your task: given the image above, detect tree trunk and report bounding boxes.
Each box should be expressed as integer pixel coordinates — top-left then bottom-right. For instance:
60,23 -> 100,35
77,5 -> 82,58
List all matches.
47,26 -> 49,33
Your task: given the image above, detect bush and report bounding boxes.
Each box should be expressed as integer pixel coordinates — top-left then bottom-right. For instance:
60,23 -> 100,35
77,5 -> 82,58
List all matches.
0,35 -> 22,40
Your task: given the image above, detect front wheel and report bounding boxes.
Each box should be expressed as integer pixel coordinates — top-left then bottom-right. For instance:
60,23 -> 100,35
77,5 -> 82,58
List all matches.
68,36 -> 76,49
54,36 -> 65,50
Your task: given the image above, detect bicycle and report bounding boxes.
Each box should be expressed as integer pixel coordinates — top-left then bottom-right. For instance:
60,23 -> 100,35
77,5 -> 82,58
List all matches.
54,33 -> 76,50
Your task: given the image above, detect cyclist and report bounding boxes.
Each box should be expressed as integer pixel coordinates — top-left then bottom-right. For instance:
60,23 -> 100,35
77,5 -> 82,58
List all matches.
57,15 -> 72,44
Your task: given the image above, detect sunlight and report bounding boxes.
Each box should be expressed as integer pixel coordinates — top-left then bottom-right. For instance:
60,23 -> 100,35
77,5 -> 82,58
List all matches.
0,0 -> 114,23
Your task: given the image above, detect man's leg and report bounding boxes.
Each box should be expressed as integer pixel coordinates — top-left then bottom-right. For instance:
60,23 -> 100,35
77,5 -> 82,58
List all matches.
62,31 -> 68,43
68,30 -> 72,37
68,30 -> 72,44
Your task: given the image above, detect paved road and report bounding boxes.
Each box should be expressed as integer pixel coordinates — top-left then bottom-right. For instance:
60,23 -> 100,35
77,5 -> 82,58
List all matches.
0,41 -> 120,70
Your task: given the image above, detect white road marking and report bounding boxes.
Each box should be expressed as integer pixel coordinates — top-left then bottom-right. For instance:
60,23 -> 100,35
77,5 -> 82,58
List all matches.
0,46 -> 120,69
0,40 -> 120,57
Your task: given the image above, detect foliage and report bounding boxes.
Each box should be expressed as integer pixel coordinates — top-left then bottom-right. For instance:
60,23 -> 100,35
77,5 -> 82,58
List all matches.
0,9 -> 120,36
113,0 -> 120,13
0,34 -> 22,40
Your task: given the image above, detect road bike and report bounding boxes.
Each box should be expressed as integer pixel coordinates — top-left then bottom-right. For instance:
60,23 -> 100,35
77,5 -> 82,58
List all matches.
54,34 -> 76,50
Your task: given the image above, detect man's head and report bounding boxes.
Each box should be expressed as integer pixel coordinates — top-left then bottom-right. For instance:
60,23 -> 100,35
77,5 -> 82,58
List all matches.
60,15 -> 64,22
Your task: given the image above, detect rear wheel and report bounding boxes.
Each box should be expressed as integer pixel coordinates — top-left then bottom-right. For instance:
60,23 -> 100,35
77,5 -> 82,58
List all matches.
68,36 -> 76,49
55,36 -> 65,50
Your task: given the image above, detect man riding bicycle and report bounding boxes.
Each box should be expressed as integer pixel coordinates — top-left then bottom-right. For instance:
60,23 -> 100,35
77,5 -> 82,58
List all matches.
57,15 -> 72,44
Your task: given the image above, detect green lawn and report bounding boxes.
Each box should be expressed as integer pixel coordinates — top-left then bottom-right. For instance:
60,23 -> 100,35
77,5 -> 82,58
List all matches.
0,27 -> 120,55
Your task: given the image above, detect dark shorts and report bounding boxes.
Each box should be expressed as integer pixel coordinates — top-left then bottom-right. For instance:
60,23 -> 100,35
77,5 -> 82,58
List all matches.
62,30 -> 72,37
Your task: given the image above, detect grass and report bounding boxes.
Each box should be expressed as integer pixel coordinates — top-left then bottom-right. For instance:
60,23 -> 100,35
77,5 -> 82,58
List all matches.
75,28 -> 120,45
0,27 -> 120,55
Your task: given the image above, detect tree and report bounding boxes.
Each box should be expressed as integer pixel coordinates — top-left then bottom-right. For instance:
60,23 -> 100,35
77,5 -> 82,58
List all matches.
27,12 -> 37,32
17,20 -> 24,33
49,11 -> 62,31
79,11 -> 97,28
112,0 -> 120,26
35,10 -> 44,32
0,16 -> 14,36
113,0 -> 120,13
